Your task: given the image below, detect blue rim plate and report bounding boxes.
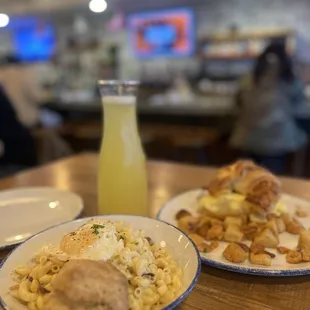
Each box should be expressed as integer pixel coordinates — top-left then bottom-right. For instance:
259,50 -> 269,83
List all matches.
0,215 -> 201,310
0,187 -> 84,251
157,189 -> 310,277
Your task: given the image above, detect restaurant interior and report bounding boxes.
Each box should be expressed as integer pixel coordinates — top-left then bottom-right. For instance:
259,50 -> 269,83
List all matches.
2,1 -> 310,310
1,0 -> 310,178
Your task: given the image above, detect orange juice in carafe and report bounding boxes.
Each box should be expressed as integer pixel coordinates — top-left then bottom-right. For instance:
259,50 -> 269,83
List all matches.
98,81 -> 148,216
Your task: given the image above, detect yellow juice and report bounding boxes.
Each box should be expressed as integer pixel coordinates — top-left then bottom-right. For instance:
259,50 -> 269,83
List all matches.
98,96 -> 148,216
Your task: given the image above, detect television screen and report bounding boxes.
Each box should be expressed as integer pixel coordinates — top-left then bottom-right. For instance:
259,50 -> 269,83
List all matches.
10,18 -> 56,62
127,8 -> 195,58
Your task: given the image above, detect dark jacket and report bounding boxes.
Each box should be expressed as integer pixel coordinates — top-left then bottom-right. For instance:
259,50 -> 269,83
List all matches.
0,86 -> 37,166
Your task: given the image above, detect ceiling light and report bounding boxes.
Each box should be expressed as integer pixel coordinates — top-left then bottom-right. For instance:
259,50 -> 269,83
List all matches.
89,0 -> 107,13
0,14 -> 9,28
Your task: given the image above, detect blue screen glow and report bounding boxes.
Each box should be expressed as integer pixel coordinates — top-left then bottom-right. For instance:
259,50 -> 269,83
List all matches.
10,18 -> 56,62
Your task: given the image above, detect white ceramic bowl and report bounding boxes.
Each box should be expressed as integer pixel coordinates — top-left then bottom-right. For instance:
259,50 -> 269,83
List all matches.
0,215 -> 201,310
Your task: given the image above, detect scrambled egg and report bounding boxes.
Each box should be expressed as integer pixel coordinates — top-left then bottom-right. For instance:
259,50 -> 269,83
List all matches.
198,193 -> 286,222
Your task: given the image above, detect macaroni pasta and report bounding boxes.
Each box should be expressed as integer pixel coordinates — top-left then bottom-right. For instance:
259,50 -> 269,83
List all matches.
10,220 -> 183,310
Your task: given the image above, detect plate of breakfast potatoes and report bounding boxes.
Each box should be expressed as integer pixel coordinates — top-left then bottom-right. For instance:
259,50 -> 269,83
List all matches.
158,160 -> 310,276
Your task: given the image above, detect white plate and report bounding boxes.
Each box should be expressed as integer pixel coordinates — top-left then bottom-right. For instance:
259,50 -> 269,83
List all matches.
157,189 -> 310,276
0,187 -> 83,249
0,215 -> 201,310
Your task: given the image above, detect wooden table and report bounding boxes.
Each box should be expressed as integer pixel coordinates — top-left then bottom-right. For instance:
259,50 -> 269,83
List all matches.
1,153 -> 310,310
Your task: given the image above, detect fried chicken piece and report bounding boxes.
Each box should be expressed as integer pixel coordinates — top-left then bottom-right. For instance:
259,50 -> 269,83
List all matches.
223,243 -> 247,263
224,217 -> 243,229
254,228 -> 279,248
175,209 -> 192,220
277,246 -> 290,254
224,225 -> 244,243
298,230 -> 310,250
301,249 -> 310,262
286,250 -> 302,264
286,218 -> 304,235
43,259 -> 128,310
206,224 -> 224,240
249,252 -> 271,266
295,208 -> 308,218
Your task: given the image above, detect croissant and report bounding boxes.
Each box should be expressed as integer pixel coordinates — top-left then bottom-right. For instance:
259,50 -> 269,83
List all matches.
207,160 -> 281,214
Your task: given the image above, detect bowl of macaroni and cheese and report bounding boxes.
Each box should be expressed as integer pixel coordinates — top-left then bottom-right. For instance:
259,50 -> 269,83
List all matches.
0,215 -> 201,310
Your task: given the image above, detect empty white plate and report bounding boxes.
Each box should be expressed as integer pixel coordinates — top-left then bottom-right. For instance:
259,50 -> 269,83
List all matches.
0,187 -> 83,250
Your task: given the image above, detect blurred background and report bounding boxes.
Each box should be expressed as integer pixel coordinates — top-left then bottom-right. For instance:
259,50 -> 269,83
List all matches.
1,0 -> 310,177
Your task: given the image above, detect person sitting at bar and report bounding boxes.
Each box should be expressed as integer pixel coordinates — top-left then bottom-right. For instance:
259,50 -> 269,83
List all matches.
230,42 -> 307,174
0,85 -> 37,177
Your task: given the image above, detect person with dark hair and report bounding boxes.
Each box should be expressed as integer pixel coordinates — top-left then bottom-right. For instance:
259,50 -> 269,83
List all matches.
230,42 -> 307,174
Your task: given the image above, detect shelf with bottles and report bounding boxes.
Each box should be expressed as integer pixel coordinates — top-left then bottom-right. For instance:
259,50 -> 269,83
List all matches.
198,28 -> 293,61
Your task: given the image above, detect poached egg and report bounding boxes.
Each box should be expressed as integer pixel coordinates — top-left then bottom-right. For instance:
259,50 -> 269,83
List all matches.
59,219 -> 124,261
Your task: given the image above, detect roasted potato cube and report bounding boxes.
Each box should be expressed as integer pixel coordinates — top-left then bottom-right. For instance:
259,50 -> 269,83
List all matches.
281,213 -> 291,225
286,250 -> 302,264
175,209 -> 192,220
223,243 -> 247,263
196,217 -> 211,238
196,216 -> 211,226
249,252 -> 271,266
275,218 -> 285,234
224,225 -> 244,243
210,241 -> 219,251
197,222 -> 209,238
206,224 -> 224,240
267,213 -> 277,221
266,220 -> 278,235
177,216 -> 198,234
277,246 -> 290,254
298,230 -> 310,250
224,217 -> 243,229
254,228 -> 279,248
250,242 -> 265,254
286,218 -> 304,235
295,208 -> 308,218
210,218 -> 223,226
301,249 -> 310,262
188,233 -> 205,247
243,223 -> 259,241
236,242 -> 250,252
199,241 -> 219,254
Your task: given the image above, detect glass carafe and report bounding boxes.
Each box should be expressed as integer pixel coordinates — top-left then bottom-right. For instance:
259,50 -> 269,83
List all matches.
97,80 -> 148,216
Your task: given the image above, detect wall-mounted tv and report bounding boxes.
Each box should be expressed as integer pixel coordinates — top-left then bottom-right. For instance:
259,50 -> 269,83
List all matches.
10,17 -> 56,62
127,8 -> 195,59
